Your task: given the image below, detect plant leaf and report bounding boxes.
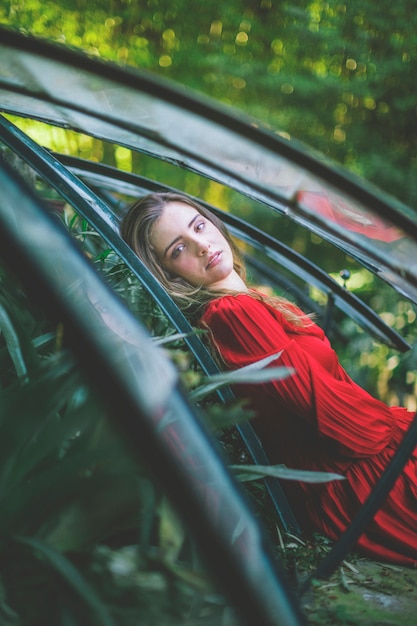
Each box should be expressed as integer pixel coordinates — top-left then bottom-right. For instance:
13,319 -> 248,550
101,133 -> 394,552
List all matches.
153,332 -> 193,346
16,537 -> 116,626
230,464 -> 346,483
0,302 -> 28,380
203,399 -> 255,430
158,496 -> 185,564
190,351 -> 294,402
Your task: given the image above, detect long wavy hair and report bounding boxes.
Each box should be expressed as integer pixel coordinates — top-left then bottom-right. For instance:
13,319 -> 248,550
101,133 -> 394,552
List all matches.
121,192 -> 310,325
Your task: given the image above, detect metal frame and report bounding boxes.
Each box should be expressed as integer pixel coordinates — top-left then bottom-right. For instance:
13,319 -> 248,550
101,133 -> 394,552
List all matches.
55,154 -> 410,352
1,27 -> 417,303
0,153 -> 307,626
0,114 -> 301,535
2,27 -> 417,623
3,112 -> 417,596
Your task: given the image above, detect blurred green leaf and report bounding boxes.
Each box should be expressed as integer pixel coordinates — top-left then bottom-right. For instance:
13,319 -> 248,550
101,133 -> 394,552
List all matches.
153,331 -> 193,345
203,399 -> 255,431
0,302 -> 28,380
231,464 -> 346,483
158,497 -> 185,564
16,537 -> 116,626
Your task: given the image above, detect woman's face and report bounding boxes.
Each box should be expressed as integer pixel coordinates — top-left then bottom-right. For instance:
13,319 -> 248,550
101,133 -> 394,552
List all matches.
149,201 -> 236,289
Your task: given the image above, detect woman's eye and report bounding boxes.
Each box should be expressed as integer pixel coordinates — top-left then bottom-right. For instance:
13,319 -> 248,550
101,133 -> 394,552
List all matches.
172,244 -> 184,259
196,221 -> 205,232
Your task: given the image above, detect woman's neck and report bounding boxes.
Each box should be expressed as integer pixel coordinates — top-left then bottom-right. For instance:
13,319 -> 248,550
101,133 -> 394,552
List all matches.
209,270 -> 248,293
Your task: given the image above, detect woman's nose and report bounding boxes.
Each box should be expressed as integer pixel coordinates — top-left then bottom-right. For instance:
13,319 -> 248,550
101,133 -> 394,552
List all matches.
196,239 -> 210,255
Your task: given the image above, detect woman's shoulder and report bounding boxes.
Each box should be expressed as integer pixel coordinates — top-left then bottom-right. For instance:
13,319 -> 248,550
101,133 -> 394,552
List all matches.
200,292 -> 293,331
201,291 -> 324,338
201,292 -> 262,320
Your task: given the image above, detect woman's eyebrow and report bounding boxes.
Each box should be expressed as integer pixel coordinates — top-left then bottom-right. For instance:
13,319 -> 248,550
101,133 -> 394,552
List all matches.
163,213 -> 200,257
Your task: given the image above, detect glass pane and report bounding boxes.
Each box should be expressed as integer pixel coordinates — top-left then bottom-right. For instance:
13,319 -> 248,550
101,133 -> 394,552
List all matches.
1,31 -> 417,302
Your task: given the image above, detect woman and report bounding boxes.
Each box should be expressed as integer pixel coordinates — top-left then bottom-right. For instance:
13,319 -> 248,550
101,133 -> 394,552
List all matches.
121,191 -> 417,566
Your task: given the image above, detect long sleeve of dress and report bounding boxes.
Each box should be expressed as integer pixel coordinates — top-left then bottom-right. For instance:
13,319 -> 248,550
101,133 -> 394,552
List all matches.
201,294 -> 395,458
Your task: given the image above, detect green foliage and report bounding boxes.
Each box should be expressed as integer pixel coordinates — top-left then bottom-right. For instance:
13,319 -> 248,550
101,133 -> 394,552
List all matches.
232,464 -> 346,484
15,537 -> 116,626
0,255 -> 232,623
1,0 -> 416,205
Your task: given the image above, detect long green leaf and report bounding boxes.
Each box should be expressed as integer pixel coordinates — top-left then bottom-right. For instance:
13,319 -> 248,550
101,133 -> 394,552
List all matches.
16,537 -> 115,626
153,332 -> 193,346
0,302 -> 28,380
32,331 -> 56,349
190,350 -> 294,402
0,356 -> 82,495
230,464 -> 346,483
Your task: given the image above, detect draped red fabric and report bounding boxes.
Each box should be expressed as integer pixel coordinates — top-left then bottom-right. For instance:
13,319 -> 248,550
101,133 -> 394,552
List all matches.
200,293 -> 417,565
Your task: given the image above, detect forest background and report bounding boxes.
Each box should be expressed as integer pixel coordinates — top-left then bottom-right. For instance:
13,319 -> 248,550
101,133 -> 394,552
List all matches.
2,0 -> 416,207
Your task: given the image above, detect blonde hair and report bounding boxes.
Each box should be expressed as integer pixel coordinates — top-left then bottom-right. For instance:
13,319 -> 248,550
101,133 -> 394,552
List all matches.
121,192 -> 310,325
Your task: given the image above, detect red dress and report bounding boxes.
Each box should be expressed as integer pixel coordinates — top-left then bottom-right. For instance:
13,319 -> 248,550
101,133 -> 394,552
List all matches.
200,293 -> 417,565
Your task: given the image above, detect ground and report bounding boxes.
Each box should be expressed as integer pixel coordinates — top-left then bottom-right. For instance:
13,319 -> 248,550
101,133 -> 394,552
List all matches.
302,559 -> 417,625
89,537 -> 417,625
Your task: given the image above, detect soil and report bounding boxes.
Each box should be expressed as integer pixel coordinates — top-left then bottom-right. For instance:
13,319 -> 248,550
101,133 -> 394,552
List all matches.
282,537 -> 417,626
302,558 -> 417,625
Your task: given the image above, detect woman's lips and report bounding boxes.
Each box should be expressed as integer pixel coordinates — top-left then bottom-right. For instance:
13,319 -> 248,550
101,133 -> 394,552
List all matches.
206,251 -> 222,269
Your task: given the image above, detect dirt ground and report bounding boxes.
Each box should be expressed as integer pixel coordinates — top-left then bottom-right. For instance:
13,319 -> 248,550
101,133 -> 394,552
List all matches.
300,557 -> 417,625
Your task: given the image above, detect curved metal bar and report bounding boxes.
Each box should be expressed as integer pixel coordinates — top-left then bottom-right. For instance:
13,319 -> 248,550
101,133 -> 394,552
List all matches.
0,150 -> 307,626
2,29 -> 416,608
2,114 -> 416,588
0,28 -> 413,224
0,116 -> 202,360
55,154 -> 410,352
302,411 -> 417,590
1,28 -> 417,303
219,213 -> 411,352
0,114 -> 301,534
243,255 -> 331,330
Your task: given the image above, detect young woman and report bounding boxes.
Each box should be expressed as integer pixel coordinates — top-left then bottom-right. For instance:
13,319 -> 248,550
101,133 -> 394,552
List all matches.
121,191 -> 417,566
